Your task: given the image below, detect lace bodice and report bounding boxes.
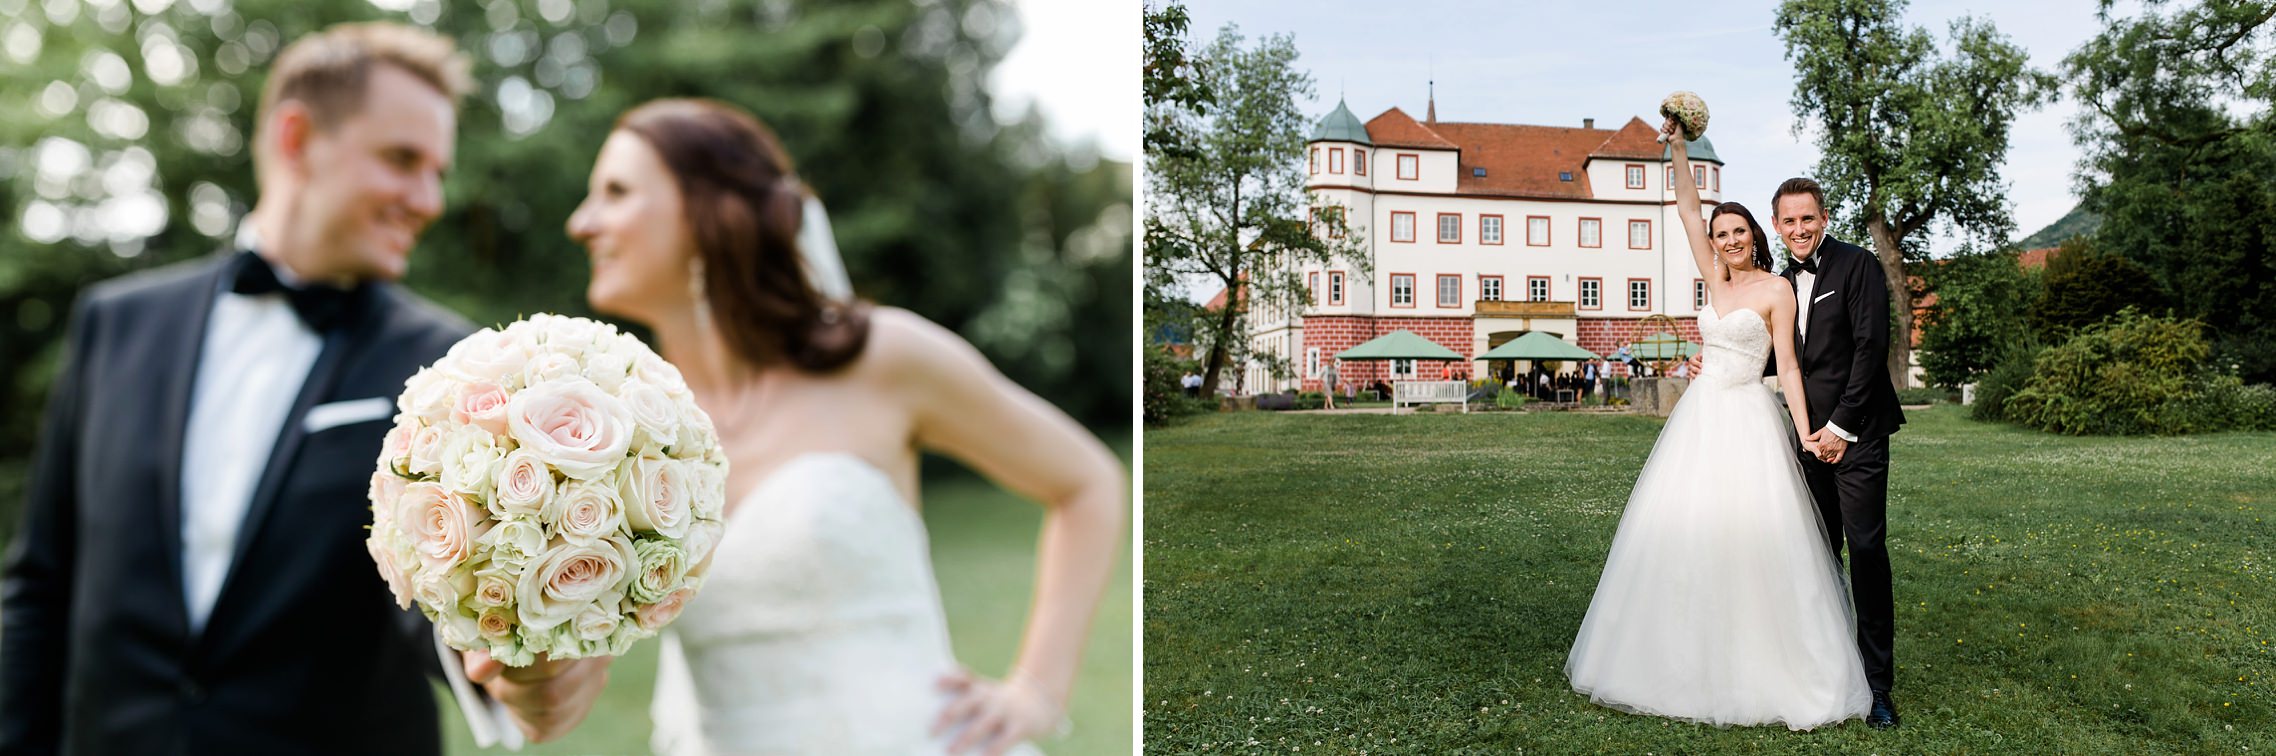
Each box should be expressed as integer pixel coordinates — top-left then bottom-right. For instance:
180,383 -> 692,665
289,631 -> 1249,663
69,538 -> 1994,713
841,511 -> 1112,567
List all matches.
650,453 -> 1038,755
1696,306 -> 1772,390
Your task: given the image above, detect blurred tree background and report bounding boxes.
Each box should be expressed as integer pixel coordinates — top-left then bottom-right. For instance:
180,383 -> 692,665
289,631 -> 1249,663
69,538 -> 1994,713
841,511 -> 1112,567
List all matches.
0,0 -> 1132,533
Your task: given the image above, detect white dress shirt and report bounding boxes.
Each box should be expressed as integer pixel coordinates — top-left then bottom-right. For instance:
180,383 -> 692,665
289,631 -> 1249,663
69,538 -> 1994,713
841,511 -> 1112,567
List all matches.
179,251 -> 324,634
1793,254 -> 1857,444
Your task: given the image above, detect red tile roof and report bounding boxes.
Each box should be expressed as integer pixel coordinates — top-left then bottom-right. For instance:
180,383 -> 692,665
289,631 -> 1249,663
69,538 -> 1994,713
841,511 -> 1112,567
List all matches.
1364,107 -> 1458,149
1358,112 -> 1709,201
2018,247 -> 2060,269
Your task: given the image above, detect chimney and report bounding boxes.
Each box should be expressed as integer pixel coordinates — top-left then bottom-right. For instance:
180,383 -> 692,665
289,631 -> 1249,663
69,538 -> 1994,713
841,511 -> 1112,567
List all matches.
1584,118 -> 1595,129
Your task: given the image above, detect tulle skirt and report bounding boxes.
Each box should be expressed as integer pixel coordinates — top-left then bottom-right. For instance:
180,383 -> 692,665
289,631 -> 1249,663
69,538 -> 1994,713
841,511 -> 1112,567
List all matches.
1564,380 -> 1872,730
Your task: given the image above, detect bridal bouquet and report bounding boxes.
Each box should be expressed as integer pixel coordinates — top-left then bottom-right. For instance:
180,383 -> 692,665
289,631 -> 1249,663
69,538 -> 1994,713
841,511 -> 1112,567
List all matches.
366,314 -> 728,666
1660,91 -> 1710,142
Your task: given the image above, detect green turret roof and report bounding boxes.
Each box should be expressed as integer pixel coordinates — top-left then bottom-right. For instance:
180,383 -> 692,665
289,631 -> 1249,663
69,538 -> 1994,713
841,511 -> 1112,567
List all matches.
1310,99 -> 1372,145
1663,135 -> 1720,163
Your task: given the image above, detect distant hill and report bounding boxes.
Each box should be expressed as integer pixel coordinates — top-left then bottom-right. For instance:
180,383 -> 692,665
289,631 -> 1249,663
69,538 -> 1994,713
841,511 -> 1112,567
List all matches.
2017,204 -> 2102,249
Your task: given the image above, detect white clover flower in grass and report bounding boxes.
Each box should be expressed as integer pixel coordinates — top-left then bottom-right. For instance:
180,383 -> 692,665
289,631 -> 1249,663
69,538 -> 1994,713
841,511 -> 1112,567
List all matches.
1660,91 -> 1709,142
366,315 -> 728,665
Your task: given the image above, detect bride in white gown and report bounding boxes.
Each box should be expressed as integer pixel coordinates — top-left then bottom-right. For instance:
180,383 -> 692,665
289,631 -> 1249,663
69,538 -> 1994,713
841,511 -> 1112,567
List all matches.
467,98 -> 1126,754
1563,118 -> 1871,730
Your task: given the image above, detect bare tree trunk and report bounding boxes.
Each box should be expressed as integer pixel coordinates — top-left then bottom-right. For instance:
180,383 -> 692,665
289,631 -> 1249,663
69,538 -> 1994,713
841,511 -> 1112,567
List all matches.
1864,215 -> 1913,389
1199,269 -> 1242,398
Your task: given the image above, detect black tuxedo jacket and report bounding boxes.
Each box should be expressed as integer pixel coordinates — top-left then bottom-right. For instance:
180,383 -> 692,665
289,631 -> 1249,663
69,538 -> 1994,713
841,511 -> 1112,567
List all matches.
1769,236 -> 1906,440
0,253 -> 474,755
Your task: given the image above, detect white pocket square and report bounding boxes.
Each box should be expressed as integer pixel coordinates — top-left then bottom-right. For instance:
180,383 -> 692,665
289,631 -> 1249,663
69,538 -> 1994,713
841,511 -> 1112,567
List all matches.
1812,291 -> 1838,304
303,397 -> 394,433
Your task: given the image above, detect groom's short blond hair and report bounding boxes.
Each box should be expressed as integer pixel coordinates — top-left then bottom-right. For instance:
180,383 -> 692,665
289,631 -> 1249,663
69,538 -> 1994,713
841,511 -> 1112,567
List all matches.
253,22 -> 472,168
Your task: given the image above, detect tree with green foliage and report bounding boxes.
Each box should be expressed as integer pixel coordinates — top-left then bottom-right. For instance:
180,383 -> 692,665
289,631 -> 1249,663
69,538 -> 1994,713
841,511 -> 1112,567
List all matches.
1144,24 -> 1365,398
2032,236 -> 2172,336
1142,1 -> 1208,160
0,0 -> 1130,537
1773,0 -> 2055,388
2064,0 -> 2276,383
1916,248 -> 2039,389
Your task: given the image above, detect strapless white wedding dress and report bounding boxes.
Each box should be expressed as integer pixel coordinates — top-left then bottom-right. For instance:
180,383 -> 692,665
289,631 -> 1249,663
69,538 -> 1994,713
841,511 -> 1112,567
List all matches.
1564,306 -> 1871,730
650,453 -> 1043,755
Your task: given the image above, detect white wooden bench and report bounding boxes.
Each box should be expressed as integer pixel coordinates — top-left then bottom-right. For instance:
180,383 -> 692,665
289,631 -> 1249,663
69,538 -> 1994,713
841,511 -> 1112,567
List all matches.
1393,380 -> 1470,413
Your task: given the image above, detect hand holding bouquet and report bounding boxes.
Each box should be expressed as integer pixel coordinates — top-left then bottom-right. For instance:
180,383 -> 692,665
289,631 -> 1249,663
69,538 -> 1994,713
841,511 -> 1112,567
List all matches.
1658,91 -> 1709,143
367,314 -> 728,666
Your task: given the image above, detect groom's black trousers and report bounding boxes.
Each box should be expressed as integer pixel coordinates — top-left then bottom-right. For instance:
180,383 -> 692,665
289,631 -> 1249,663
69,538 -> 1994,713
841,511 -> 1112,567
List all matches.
1797,433 -> 1895,694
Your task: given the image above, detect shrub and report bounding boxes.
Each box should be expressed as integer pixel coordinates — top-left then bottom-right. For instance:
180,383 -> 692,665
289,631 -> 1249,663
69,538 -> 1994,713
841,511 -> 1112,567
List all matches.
2004,310 -> 2213,434
1296,391 -> 1325,410
2176,376 -> 2276,433
1495,390 -> 1528,410
1143,347 -> 1213,424
1895,387 -> 1953,405
1971,343 -> 2040,423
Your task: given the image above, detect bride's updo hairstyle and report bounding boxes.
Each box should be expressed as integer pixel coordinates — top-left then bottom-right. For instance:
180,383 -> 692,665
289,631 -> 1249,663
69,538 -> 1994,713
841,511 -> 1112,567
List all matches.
1709,201 -> 1776,276
618,98 -> 869,372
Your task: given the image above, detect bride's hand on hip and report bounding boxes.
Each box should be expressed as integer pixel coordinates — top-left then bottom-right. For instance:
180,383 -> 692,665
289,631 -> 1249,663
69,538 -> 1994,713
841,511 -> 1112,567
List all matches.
933,667 -> 1065,755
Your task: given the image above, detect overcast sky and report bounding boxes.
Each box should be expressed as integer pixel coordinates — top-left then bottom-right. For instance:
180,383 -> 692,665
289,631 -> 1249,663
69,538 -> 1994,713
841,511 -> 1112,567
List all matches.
1177,0 -> 2122,257
991,0 -> 1139,163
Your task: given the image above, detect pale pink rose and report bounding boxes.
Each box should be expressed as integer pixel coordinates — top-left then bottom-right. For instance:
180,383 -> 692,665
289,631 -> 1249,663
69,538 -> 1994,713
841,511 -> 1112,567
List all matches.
634,586 -> 697,632
513,538 -> 634,631
445,329 -> 534,386
407,424 -> 447,477
680,519 -> 725,578
555,480 -> 626,543
686,460 -> 728,521
619,457 -> 692,539
491,450 -> 554,517
396,482 -> 486,571
474,569 -> 515,607
378,419 -> 414,471
507,378 -> 634,481
368,471 -> 406,522
368,536 -> 413,609
414,568 -> 475,611
582,349 -> 632,394
451,382 -> 512,437
477,606 -> 515,640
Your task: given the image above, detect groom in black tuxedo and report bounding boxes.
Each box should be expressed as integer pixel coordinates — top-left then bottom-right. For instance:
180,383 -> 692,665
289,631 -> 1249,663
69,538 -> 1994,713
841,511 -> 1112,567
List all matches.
1766,177 -> 1907,728
0,22 -> 595,754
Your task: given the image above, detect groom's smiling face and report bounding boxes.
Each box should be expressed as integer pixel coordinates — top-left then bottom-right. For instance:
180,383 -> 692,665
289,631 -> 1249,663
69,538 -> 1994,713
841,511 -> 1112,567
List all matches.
1773,193 -> 1828,261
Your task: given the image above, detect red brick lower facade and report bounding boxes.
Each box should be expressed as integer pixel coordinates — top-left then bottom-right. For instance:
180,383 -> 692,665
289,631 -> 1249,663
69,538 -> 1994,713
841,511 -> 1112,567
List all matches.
1300,315 -> 1700,392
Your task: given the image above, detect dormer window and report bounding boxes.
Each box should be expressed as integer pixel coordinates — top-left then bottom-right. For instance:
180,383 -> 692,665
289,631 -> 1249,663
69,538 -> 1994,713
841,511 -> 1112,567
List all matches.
1472,167 -> 1486,177
1559,171 -> 1573,182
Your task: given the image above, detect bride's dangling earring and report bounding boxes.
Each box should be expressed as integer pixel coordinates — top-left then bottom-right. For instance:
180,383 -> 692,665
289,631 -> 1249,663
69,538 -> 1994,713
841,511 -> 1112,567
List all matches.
689,256 -> 711,331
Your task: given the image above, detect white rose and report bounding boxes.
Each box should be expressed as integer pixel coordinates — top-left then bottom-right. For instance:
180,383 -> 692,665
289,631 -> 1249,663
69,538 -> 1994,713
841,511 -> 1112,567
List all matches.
377,417 -> 415,472
492,449 -> 555,517
572,595 -> 622,642
582,348 -> 632,394
439,426 -> 503,500
513,537 -> 635,631
507,378 -> 635,481
674,395 -> 717,457
398,367 -> 457,423
686,460 -> 728,521
480,519 -> 548,570
555,479 -> 627,544
680,519 -> 726,578
618,379 -> 682,452
619,457 -> 692,539
368,535 -> 414,609
539,315 -> 604,353
407,424 -> 447,478
522,351 -> 583,388
632,351 -> 687,394
414,567 -> 475,612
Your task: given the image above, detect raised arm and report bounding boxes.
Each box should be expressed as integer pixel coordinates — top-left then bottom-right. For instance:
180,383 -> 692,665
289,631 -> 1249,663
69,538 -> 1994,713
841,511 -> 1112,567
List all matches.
884,309 -> 1125,752
1766,284 -> 1815,447
1662,119 -> 1725,299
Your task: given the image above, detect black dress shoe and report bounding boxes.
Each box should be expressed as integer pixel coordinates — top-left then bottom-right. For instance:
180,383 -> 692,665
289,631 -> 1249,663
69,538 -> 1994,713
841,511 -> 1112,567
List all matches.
1867,691 -> 1900,729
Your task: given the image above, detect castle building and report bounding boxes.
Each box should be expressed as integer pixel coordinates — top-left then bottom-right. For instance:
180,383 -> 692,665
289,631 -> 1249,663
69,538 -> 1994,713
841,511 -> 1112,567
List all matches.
1244,95 -> 1729,394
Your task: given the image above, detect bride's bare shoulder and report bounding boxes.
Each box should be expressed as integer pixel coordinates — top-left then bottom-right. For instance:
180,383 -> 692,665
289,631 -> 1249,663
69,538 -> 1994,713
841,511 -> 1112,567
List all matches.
847,306 -> 989,382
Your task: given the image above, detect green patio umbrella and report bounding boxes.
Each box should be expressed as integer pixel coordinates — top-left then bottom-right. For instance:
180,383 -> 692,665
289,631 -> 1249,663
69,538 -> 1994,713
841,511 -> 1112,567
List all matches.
1476,332 -> 1600,362
1336,330 -> 1464,361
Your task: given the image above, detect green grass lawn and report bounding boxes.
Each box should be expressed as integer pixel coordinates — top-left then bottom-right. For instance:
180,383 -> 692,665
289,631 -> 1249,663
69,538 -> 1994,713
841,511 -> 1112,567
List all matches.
1142,405 -> 2274,753
441,451 -> 1135,755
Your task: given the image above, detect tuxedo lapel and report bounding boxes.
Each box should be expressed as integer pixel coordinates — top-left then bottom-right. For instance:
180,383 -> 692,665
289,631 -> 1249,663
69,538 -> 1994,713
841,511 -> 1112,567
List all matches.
202,288 -> 380,642
153,258 -> 230,628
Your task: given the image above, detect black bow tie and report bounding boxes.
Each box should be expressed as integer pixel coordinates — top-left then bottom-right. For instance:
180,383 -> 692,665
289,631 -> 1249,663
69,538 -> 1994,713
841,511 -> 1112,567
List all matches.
1789,254 -> 1820,276
228,250 -> 358,331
